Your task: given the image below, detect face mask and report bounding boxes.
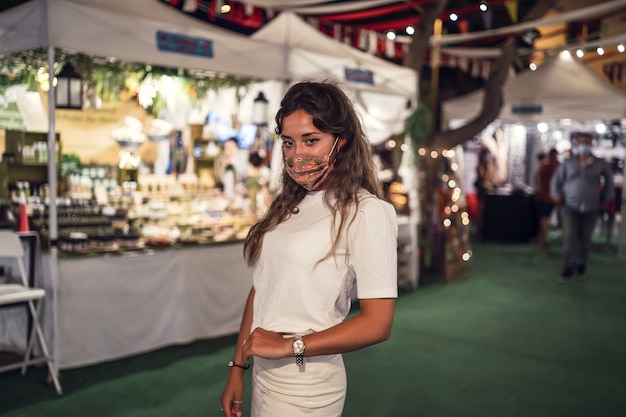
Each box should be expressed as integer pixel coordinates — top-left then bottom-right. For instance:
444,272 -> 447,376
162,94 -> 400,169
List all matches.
577,144 -> 591,155
284,137 -> 339,191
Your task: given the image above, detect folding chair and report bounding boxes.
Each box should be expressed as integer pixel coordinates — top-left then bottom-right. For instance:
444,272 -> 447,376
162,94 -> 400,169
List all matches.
0,231 -> 62,394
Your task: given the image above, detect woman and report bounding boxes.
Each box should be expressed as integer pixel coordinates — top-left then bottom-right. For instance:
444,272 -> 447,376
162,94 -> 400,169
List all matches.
220,81 -> 398,417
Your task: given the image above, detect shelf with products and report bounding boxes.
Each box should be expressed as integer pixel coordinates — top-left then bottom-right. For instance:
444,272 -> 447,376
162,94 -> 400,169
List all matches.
191,138 -> 221,187
34,172 -> 257,256
0,130 -> 61,200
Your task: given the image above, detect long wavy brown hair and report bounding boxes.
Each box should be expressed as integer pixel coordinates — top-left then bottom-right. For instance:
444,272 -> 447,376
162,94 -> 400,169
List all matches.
243,81 -> 384,266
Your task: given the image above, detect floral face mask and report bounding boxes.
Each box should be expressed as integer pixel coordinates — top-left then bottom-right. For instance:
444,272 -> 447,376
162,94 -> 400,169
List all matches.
284,137 -> 339,191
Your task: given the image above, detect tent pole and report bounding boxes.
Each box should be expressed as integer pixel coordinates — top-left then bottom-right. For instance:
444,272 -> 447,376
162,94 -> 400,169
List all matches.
615,159 -> 626,261
46,44 -> 61,382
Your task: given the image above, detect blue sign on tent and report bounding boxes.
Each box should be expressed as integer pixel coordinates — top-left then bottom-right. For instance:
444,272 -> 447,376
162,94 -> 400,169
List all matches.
156,31 -> 214,58
511,104 -> 542,115
345,68 -> 374,85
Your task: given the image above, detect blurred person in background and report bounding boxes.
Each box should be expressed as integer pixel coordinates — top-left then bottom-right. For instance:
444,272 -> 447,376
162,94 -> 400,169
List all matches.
534,149 -> 560,248
550,133 -> 614,283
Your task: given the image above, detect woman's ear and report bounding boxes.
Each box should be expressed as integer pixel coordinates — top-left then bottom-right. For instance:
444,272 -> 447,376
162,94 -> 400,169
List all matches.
338,137 -> 347,150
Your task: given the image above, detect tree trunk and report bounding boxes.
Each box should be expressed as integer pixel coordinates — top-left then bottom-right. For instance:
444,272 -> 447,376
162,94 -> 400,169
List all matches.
403,0 -> 558,277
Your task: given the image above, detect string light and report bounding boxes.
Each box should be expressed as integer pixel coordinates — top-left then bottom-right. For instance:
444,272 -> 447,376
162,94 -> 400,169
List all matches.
479,1 -> 488,12
386,31 -> 396,41
450,13 -> 458,22
406,26 -> 415,36
597,47 -> 605,56
576,49 -> 584,58
220,2 -> 231,13
618,44 -> 625,53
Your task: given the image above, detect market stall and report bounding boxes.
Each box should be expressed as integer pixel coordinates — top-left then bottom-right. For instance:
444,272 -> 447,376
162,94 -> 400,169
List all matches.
443,53 -> 626,242
1,0 -> 420,370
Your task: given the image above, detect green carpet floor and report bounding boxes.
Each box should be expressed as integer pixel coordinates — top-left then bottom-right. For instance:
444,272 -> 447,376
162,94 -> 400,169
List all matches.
2,235 -> 625,417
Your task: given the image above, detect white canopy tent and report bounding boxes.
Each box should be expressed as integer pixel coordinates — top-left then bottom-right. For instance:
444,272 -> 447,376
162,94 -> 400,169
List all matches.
443,53 -> 626,124
251,12 -> 417,98
0,0 -> 288,377
251,12 -> 417,145
0,0 -> 287,79
444,52 -> 626,258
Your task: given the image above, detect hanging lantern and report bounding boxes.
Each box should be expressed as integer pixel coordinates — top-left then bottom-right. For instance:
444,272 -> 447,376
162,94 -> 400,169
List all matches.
252,91 -> 269,126
55,63 -> 83,110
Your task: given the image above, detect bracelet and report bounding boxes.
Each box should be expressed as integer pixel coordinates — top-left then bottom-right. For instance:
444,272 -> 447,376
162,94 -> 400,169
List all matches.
228,360 -> 250,370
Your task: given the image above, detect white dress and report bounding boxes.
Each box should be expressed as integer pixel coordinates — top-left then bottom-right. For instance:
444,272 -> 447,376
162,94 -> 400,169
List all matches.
250,190 -> 398,417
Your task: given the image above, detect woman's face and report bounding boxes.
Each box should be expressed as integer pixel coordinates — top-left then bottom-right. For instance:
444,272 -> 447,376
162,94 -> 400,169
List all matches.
280,109 -> 337,158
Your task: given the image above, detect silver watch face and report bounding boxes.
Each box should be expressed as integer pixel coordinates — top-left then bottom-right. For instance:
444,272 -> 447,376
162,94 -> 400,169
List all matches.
292,339 -> 305,354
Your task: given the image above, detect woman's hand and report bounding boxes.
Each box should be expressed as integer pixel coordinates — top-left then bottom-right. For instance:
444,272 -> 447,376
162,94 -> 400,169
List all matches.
241,327 -> 291,363
220,371 -> 245,417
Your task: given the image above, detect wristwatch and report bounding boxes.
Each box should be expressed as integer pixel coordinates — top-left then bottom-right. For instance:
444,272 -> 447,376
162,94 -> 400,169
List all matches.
292,335 -> 305,365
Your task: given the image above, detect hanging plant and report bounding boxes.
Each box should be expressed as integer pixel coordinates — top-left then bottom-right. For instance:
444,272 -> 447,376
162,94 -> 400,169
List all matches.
0,48 -> 260,114
405,103 -> 433,150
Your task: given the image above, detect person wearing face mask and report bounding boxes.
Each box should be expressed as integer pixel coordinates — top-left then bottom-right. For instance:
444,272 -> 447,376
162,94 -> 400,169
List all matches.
550,133 -> 614,283
220,81 -> 397,417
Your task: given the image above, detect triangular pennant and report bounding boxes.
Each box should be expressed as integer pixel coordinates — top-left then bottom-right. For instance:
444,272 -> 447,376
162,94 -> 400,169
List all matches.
182,0 -> 197,12
471,59 -> 480,78
368,31 -> 378,55
504,1 -> 518,23
385,37 -> 396,58
481,61 -> 492,79
333,23 -> 342,41
458,19 -> 469,34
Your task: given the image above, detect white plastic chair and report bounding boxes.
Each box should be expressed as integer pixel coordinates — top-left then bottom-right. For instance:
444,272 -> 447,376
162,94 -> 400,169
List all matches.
0,231 -> 62,394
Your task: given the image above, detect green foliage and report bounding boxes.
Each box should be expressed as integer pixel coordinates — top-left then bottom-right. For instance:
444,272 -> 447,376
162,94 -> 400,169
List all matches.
59,153 -> 82,180
0,48 -> 259,115
405,103 -> 433,150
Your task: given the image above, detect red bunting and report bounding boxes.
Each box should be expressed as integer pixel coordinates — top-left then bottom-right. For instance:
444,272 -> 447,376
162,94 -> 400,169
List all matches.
458,19 -> 469,34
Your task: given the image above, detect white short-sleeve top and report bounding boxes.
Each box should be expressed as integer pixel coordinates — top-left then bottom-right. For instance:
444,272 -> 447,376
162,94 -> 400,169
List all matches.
251,189 -> 398,334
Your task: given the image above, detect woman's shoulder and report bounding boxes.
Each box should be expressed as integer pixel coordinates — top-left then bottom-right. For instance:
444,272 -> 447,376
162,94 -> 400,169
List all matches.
356,189 -> 396,217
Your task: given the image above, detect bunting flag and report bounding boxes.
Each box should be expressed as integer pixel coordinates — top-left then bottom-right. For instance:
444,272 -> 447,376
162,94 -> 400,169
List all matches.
367,31 -> 378,55
385,36 -> 396,59
471,60 -> 480,78
377,35 -> 386,57
504,1 -> 518,23
458,19 -> 469,34
333,23 -> 342,41
458,56 -> 469,72
182,0 -> 198,13
600,21 -> 609,38
244,2 -> 254,16
481,61 -> 492,79
603,62 -> 626,82
206,0 -> 216,21
357,28 -> 368,50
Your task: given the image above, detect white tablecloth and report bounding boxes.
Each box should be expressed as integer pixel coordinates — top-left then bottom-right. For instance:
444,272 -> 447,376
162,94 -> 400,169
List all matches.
2,242 -> 252,370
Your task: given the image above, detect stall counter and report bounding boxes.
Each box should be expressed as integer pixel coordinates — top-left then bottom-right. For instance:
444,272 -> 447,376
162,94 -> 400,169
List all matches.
44,241 -> 251,370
